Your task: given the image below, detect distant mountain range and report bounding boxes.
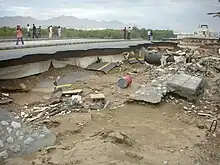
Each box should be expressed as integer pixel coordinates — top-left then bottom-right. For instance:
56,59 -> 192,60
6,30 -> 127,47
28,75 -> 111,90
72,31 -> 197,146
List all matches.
0,16 -> 128,29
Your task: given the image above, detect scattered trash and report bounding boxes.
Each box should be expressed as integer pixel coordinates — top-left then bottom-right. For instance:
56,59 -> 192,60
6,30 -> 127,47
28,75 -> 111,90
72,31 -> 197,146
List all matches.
208,120 -> 217,133
118,75 -> 132,89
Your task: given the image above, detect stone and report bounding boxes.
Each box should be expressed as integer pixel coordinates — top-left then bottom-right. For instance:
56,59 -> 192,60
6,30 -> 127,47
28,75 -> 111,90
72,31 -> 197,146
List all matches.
125,151 -> 143,160
24,137 -> 35,145
6,127 -> 12,134
31,131 -> 40,137
11,121 -> 21,129
20,83 -> 27,89
6,136 -> 14,144
217,114 -> 220,120
0,139 -> 4,148
16,130 -> 24,137
38,134 -> 46,138
0,150 -> 8,159
1,121 -> 9,126
90,103 -> 104,110
9,144 -> 20,153
163,160 -> 169,165
49,89 -> 62,104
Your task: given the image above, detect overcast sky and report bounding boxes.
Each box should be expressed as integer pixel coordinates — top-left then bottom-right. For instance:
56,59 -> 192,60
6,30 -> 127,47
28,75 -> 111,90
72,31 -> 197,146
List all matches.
0,0 -> 220,32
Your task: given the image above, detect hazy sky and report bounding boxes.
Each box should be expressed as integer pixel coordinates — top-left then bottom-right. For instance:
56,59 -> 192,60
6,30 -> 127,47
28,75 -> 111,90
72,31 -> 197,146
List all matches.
0,0 -> 220,32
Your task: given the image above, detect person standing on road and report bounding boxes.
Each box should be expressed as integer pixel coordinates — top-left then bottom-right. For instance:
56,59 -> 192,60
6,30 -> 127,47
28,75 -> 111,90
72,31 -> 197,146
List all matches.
38,26 -> 41,38
122,27 -> 127,40
150,30 -> 153,41
127,27 -> 131,40
16,25 -> 24,45
26,24 -> 31,39
49,25 -> 53,39
32,24 -> 38,39
57,26 -> 62,38
147,30 -> 151,40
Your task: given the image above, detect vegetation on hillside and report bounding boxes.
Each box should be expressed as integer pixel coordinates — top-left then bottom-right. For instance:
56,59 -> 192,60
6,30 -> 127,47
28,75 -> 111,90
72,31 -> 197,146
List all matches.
0,26 -> 176,40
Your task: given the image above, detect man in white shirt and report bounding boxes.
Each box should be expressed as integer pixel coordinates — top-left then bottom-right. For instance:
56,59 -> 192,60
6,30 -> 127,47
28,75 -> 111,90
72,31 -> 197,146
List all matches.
26,24 -> 31,39
147,30 -> 151,40
49,25 -> 53,39
127,27 -> 131,39
57,26 -> 62,38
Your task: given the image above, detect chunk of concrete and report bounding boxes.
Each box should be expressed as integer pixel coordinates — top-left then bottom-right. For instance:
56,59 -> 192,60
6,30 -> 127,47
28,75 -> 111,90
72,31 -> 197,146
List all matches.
130,81 -> 168,104
167,73 -> 204,100
90,93 -> 105,100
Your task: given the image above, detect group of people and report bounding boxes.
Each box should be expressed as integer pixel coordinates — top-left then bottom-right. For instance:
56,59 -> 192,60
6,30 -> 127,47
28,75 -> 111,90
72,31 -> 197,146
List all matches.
48,26 -> 62,39
26,24 -> 42,39
15,24 -> 62,45
122,27 -> 132,40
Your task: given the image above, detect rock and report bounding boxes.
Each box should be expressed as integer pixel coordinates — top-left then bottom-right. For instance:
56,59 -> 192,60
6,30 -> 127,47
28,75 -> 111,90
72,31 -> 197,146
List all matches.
38,134 -> 46,138
0,97 -> 13,105
163,160 -> 169,165
11,121 -> 21,129
90,103 -> 104,110
0,139 -> 4,148
6,136 -> 14,144
24,137 -> 35,145
217,114 -> 220,120
6,127 -> 12,134
9,144 -> 20,152
0,121 -> 9,126
71,95 -> 82,105
125,151 -> 143,160
196,123 -> 206,129
0,150 -> 8,159
49,89 -> 62,104
16,130 -> 24,137
20,83 -> 27,89
1,93 -> 9,97
108,131 -> 133,146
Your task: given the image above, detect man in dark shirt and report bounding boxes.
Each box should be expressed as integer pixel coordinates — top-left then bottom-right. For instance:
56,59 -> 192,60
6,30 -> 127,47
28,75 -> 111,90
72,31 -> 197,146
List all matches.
32,24 -> 38,39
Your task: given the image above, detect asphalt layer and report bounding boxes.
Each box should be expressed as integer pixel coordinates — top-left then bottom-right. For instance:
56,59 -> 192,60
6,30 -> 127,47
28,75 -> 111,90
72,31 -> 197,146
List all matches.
0,40 -> 151,61
0,39 -> 126,50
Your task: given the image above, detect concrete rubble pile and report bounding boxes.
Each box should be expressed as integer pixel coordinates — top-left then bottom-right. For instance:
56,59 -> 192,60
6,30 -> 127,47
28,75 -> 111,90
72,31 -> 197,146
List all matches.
18,89 -> 109,124
130,47 -> 220,118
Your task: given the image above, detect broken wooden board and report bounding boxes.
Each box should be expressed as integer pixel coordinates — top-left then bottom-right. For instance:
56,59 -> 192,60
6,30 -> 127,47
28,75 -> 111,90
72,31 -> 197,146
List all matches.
128,58 -> 145,64
86,62 -> 120,74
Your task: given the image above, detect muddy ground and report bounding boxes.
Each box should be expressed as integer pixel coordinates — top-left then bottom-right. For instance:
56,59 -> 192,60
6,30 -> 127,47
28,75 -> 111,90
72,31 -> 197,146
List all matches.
1,62 -> 220,165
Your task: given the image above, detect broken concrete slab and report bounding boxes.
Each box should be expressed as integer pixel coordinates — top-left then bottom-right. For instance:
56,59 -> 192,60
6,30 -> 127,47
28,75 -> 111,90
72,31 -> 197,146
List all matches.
57,72 -> 91,87
130,82 -> 168,104
167,73 -> 204,100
